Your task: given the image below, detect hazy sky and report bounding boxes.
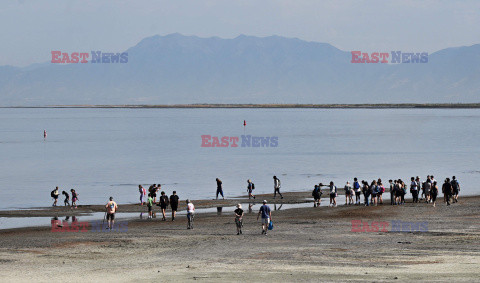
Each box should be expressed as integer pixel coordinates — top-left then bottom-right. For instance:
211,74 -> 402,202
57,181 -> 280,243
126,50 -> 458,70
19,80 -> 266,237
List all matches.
1,0 -> 479,66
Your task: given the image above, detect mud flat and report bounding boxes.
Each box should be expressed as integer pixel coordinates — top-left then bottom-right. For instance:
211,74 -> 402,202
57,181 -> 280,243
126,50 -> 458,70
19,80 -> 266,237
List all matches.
0,192 -> 479,282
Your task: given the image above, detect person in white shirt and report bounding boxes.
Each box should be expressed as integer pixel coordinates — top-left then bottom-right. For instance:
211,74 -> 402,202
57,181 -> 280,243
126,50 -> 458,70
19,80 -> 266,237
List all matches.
329,181 -> 337,207
186,199 -> 195,229
273,176 -> 283,199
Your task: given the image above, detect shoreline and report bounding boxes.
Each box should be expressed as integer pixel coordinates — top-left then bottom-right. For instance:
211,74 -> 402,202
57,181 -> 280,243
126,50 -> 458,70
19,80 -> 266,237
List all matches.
0,191 -> 478,281
2,103 -> 480,109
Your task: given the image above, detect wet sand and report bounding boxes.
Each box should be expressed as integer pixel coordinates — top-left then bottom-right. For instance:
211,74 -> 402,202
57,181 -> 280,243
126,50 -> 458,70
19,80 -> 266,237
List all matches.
0,192 -> 479,282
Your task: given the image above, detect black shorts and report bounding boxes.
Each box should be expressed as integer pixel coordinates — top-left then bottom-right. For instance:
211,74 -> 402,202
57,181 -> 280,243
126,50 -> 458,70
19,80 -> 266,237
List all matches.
148,206 -> 152,212
330,193 -> 336,198
151,193 -> 157,198
53,195 -> 58,199
160,204 -> 167,209
171,205 -> 178,211
106,213 -> 115,220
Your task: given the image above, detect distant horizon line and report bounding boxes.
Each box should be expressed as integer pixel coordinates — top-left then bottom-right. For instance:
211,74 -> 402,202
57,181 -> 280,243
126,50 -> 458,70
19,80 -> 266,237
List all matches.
3,103 -> 480,109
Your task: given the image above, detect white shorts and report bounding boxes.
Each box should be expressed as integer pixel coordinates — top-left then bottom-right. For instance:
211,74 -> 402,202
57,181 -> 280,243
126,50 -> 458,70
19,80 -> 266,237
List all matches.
262,218 -> 270,225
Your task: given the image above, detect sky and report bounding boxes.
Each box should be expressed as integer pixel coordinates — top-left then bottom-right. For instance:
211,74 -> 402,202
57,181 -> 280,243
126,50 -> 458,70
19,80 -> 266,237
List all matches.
1,0 -> 479,67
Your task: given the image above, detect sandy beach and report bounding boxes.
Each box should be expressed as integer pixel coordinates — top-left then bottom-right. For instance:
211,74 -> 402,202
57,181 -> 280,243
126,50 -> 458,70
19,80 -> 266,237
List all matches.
0,192 -> 479,282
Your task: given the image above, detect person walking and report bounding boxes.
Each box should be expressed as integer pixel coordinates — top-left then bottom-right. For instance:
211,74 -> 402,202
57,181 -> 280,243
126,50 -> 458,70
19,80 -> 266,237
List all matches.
370,180 -> 378,206
388,180 -> 394,205
451,176 -> 460,203
431,181 -> 439,207
159,191 -> 169,221
51,187 -> 59,206
424,179 -> 432,203
410,177 -> 419,203
186,199 -> 195,229
234,204 -> 244,235
362,181 -> 370,206
146,193 -> 154,219
273,176 -> 283,199
105,197 -> 118,230
170,191 -> 179,221
71,189 -> 79,208
139,185 -> 146,206
442,178 -> 453,206
216,178 -> 224,200
257,200 -> 272,235
247,179 -> 255,199
353,178 -> 361,205
62,190 -> 70,206
312,184 -> 322,207
344,181 -> 352,205
329,181 -> 337,207
377,179 -> 384,205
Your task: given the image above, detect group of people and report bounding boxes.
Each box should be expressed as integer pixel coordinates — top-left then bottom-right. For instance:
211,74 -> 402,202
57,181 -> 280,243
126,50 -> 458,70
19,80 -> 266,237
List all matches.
138,185 -> 182,221
233,200 -> 272,235
312,175 -> 461,208
51,187 -> 79,208
50,173 -> 461,234
246,176 -> 283,200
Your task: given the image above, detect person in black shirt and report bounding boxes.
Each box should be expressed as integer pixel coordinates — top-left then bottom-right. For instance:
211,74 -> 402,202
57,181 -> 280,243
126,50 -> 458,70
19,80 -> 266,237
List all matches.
442,178 -> 453,206
169,191 -> 179,221
62,191 -> 70,206
159,191 -> 169,221
234,204 -> 244,235
216,178 -> 224,200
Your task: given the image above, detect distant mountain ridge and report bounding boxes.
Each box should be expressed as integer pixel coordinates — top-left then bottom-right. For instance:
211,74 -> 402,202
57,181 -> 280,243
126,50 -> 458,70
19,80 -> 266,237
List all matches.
1,34 -> 479,106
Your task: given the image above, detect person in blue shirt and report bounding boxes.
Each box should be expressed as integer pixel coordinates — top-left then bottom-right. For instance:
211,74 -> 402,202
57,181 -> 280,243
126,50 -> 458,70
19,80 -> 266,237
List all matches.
257,200 -> 272,235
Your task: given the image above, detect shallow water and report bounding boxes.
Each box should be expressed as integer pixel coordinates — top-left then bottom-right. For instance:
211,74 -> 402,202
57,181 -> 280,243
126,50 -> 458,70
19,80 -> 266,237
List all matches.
0,108 -> 478,210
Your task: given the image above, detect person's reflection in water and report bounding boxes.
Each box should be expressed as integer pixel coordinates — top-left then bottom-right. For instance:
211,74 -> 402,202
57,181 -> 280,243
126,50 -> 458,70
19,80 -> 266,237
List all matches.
72,216 -> 77,223
274,204 -> 283,211
248,203 -> 253,213
140,212 -> 144,219
217,207 -> 223,215
64,216 -> 70,221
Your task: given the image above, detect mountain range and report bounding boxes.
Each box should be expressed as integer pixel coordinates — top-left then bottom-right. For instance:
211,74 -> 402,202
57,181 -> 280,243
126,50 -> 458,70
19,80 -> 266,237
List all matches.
1,33 -> 479,106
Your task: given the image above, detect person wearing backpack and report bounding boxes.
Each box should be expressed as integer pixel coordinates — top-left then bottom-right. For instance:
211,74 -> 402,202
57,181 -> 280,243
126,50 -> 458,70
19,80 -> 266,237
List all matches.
370,180 -> 378,206
273,176 -> 283,199
159,191 -> 169,221
362,181 -> 370,206
451,176 -> 460,203
344,181 -> 353,205
353,178 -> 361,205
51,187 -> 59,206
247,179 -> 255,199
377,178 -> 384,205
312,184 -> 322,207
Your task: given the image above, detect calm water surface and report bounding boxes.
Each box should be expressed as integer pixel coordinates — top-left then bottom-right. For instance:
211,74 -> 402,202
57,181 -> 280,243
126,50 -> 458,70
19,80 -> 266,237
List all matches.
0,108 -> 478,210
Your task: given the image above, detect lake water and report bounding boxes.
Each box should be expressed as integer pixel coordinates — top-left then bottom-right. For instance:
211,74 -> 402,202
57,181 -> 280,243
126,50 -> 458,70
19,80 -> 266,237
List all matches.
0,108 -> 478,210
